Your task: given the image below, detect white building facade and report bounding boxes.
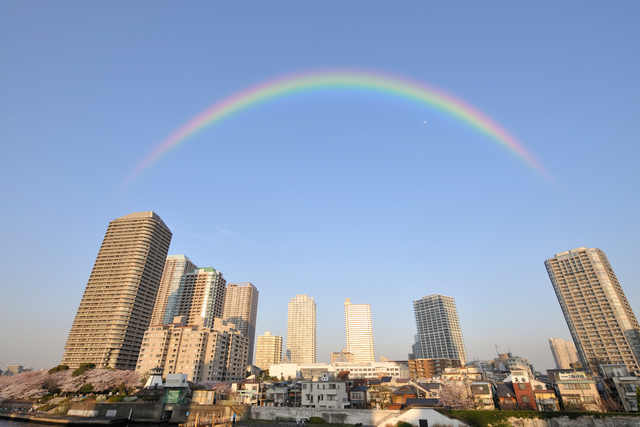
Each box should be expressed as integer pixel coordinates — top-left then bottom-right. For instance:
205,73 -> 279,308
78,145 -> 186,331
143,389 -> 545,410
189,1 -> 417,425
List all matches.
414,294 -> 467,365
287,294 -> 316,363
344,298 -> 375,363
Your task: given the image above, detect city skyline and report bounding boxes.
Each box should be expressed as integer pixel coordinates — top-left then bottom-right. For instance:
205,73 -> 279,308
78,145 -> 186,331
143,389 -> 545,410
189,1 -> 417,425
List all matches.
2,2 -> 640,372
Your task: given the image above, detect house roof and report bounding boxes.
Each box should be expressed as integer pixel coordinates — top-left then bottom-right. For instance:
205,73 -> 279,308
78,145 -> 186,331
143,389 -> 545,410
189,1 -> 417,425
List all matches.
496,382 -> 515,397
404,398 -> 440,407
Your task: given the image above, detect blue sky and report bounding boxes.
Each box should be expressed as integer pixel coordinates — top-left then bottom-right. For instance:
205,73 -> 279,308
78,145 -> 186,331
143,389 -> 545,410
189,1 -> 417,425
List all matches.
1,2 -> 639,372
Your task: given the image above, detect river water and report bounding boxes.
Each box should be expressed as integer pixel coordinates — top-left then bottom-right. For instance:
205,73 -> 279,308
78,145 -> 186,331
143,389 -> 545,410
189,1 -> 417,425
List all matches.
0,421 -> 170,427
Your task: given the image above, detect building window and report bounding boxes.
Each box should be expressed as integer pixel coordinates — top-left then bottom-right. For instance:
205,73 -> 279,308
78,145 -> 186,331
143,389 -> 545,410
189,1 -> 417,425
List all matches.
518,383 -> 526,390
521,396 -> 529,403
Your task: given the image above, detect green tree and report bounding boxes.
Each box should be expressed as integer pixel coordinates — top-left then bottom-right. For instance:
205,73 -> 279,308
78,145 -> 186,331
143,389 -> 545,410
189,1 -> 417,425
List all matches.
48,365 -> 69,375
79,383 -> 93,394
72,363 -> 96,377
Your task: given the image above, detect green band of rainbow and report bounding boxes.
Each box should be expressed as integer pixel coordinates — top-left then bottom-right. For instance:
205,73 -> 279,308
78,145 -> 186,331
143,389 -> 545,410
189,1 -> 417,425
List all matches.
123,69 -> 550,188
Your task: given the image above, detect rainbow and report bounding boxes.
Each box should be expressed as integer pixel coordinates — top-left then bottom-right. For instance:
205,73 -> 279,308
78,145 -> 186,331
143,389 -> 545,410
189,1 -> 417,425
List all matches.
122,69 -> 550,188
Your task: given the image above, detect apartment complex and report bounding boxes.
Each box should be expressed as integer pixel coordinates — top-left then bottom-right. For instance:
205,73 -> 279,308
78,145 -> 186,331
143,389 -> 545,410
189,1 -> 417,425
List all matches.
135,316 -> 248,382
255,331 -> 283,371
549,337 -> 579,370
287,294 -> 316,363
545,247 -> 640,375
223,283 -> 259,364
408,358 -> 461,380
344,298 -> 375,363
171,267 -> 226,328
414,294 -> 467,365
150,255 -> 197,326
62,212 -> 172,369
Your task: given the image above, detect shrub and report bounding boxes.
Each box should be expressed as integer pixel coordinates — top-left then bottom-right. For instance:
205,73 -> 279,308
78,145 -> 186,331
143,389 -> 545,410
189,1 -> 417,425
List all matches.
397,422 -> 413,427
48,365 -> 69,375
108,395 -> 125,402
72,363 -> 96,377
309,417 -> 325,424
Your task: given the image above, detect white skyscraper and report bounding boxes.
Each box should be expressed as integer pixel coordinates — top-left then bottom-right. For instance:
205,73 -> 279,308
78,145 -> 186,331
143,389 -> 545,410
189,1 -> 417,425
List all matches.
545,247 -> 640,375
414,294 -> 467,365
287,294 -> 316,363
344,298 -> 375,363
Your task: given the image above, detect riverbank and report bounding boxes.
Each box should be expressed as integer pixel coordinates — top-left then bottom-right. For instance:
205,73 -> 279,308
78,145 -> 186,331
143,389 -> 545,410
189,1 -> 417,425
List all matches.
0,412 -> 128,425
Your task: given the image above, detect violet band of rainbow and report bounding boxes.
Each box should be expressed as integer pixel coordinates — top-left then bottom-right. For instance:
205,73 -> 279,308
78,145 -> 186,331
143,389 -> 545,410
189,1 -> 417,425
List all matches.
122,69 -> 550,189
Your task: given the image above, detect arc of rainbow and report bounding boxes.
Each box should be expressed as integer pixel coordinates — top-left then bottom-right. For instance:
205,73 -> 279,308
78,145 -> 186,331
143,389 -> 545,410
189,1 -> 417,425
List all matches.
122,69 -> 551,190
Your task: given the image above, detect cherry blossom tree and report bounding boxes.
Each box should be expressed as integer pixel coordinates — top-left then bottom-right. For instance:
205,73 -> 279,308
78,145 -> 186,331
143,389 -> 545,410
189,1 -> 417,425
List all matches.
437,383 -> 477,410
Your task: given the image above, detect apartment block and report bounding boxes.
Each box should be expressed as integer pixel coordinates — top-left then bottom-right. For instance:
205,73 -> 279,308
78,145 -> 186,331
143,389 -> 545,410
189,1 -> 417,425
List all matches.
344,298 -> 375,363
62,211 -> 172,370
223,283 -> 259,364
549,337 -> 580,370
408,358 -> 461,380
151,255 -> 197,326
414,294 -> 467,365
545,247 -> 640,375
287,294 -> 316,363
136,316 -> 248,383
171,267 -> 226,328
255,331 -> 282,371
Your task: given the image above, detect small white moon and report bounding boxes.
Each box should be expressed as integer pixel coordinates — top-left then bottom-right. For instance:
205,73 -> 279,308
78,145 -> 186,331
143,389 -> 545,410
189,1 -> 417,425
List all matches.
423,121 -> 427,124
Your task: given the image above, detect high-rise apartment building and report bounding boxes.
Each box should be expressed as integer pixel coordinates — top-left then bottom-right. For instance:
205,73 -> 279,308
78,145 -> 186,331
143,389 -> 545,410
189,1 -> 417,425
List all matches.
62,211 -> 172,370
255,331 -> 283,371
413,294 -> 467,365
545,247 -> 640,375
222,283 -> 259,364
136,316 -> 248,382
344,298 -> 375,363
171,267 -> 226,328
150,255 -> 197,326
287,294 -> 316,363
549,338 -> 580,370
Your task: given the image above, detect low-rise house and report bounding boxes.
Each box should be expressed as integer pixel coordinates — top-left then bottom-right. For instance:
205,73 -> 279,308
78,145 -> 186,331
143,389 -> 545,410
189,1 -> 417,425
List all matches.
470,382 -> 495,410
300,376 -> 349,409
600,364 -> 640,412
264,383 -> 290,406
389,385 -> 417,409
533,388 -> 560,411
349,386 -> 369,408
553,371 -> 601,411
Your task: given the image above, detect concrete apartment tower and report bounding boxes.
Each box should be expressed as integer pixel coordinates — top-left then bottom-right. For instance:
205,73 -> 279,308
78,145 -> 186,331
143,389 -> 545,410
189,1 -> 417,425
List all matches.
413,294 -> 467,365
171,267 -> 226,328
344,298 -> 375,363
255,331 -> 283,371
287,294 -> 316,363
549,337 -> 580,369
150,255 -> 197,326
62,211 -> 172,370
545,247 -> 640,375
222,283 -> 259,364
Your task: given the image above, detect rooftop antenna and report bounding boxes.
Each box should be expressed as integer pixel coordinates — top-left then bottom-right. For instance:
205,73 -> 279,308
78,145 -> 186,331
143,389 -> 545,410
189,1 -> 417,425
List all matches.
495,344 -> 499,356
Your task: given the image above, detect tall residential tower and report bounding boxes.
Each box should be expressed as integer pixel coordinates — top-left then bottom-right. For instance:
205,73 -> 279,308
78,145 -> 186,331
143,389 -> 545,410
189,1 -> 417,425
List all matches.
150,255 -> 197,326
222,283 -> 259,364
549,337 -> 579,370
413,294 -> 467,365
287,294 -> 316,363
545,247 -> 640,375
172,267 -> 226,328
344,298 -> 375,363
62,212 -> 172,369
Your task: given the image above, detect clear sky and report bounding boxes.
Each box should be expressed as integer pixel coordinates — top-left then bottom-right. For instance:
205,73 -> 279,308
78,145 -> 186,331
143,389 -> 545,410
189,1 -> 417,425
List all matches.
1,1 -> 639,373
